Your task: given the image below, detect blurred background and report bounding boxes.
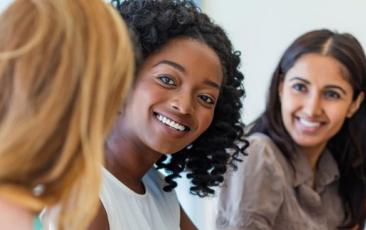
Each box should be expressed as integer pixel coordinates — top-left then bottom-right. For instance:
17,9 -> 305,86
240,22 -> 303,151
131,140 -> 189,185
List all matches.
1,0 -> 365,229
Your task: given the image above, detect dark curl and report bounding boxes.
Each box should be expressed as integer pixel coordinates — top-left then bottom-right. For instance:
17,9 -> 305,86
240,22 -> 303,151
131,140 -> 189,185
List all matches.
113,0 -> 248,197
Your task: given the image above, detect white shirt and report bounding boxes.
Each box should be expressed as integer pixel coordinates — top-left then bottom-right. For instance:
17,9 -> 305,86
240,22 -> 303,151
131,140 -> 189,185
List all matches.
100,167 -> 180,230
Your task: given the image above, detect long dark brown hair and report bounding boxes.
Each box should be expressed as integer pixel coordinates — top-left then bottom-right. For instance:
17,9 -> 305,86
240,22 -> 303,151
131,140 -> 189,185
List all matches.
251,29 -> 366,229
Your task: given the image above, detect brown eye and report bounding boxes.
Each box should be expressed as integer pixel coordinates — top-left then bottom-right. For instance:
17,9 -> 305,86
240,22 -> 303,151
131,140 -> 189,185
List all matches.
324,90 -> 341,99
292,83 -> 307,92
199,95 -> 215,105
158,75 -> 176,86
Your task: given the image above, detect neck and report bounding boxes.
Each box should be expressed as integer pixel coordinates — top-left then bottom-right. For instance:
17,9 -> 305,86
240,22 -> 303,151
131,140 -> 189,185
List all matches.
104,122 -> 162,193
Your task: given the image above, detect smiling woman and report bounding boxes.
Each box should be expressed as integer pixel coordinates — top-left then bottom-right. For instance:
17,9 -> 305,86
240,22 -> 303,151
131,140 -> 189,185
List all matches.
279,53 -> 363,161
217,29 -> 366,230
123,38 -> 224,155
87,0 -> 247,230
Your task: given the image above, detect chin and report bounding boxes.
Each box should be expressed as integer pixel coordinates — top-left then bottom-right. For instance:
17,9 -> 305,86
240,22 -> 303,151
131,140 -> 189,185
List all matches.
296,140 -> 325,150
152,144 -> 186,155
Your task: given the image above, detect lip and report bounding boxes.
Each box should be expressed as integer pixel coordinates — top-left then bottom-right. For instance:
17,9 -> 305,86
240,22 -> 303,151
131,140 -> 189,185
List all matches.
294,116 -> 325,134
153,112 -> 192,130
153,112 -> 192,138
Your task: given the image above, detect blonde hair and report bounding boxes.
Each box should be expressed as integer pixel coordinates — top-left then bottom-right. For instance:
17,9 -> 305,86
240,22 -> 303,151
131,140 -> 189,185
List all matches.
0,0 -> 134,229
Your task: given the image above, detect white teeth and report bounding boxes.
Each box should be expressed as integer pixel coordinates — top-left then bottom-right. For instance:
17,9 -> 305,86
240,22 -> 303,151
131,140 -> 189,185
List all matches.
298,118 -> 321,128
156,114 -> 186,131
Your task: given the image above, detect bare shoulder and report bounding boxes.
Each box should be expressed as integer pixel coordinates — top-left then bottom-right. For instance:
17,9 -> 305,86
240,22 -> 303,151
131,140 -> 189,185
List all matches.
0,197 -> 33,229
88,201 -> 109,230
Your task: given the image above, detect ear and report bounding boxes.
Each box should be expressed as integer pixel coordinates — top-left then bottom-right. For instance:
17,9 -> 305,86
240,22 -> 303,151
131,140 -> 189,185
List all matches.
347,91 -> 364,118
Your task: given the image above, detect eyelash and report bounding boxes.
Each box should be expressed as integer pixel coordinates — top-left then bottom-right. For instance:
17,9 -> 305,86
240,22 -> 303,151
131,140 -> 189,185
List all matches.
157,74 -> 216,106
292,83 -> 341,99
292,83 -> 307,92
324,90 -> 341,99
158,75 -> 176,87
199,95 -> 215,106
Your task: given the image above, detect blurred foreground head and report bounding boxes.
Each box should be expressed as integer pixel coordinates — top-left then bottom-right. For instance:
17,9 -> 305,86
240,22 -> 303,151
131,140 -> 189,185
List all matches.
0,0 -> 134,229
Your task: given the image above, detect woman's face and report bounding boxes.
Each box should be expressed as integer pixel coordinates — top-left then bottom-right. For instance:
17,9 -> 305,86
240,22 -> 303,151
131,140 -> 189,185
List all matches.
279,53 -> 363,155
120,37 -> 223,154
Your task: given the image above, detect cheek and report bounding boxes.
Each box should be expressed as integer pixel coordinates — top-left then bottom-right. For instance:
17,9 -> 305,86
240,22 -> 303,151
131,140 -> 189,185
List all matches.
136,85 -> 162,106
281,91 -> 300,113
280,96 -> 300,130
327,105 -> 349,127
197,110 -> 215,134
281,97 -> 295,117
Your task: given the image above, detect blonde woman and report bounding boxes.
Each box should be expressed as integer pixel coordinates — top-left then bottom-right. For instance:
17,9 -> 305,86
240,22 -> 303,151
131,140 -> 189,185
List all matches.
0,0 -> 134,229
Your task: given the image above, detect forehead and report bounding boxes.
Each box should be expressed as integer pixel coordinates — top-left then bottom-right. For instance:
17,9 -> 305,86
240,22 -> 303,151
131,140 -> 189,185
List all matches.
141,37 -> 223,84
285,53 -> 351,86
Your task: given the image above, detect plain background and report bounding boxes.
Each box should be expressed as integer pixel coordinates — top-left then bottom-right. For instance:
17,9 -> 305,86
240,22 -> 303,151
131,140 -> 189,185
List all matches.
1,1 -> 366,229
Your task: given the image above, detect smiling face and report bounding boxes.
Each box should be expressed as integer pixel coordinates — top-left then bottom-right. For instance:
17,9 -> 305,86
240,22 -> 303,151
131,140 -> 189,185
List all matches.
279,53 -> 364,155
120,37 -> 223,154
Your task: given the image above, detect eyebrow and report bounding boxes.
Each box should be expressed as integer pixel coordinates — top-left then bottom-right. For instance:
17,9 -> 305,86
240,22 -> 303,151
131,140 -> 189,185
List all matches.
289,77 -> 310,84
203,79 -> 221,90
289,76 -> 347,95
154,60 -> 221,90
154,60 -> 186,73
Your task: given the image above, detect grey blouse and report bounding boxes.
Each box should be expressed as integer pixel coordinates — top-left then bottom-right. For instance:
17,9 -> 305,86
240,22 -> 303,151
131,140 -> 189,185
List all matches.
216,133 -> 346,230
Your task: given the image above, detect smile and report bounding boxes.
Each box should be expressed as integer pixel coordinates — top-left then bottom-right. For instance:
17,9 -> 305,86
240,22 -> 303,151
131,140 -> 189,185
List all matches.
155,113 -> 189,132
297,117 -> 321,128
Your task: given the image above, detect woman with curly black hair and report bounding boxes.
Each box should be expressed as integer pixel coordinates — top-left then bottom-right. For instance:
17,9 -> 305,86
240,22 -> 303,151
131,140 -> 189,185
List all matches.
217,29 -> 366,230
88,0 -> 247,229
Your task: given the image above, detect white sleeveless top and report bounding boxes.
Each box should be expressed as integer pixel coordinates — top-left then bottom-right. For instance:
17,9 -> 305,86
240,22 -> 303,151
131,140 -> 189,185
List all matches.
100,168 -> 180,230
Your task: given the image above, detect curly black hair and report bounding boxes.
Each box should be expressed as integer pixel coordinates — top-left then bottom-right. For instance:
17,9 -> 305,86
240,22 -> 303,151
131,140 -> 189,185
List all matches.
112,0 -> 248,197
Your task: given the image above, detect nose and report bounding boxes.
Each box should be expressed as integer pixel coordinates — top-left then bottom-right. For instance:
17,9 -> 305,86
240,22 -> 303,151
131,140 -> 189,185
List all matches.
304,92 -> 322,117
170,93 -> 194,115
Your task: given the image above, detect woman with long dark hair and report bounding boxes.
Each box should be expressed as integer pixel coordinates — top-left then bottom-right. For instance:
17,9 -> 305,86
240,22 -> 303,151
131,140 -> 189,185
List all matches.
217,29 -> 366,230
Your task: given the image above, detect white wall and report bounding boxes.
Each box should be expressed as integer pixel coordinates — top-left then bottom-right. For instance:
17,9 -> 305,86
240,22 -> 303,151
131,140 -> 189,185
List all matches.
204,0 -> 366,124
177,1 -> 366,229
0,0 -> 11,12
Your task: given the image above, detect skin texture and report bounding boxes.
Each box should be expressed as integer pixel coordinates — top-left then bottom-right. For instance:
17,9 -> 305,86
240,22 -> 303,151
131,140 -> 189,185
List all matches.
117,38 -> 223,157
0,197 -> 33,230
279,53 -> 364,169
89,38 -> 223,230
